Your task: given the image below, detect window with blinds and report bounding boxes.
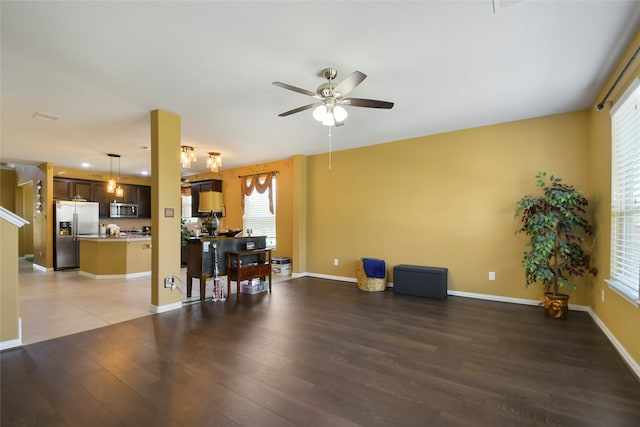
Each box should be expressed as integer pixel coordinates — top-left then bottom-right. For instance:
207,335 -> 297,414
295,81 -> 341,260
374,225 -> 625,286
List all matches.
608,77 -> 640,304
243,176 -> 276,248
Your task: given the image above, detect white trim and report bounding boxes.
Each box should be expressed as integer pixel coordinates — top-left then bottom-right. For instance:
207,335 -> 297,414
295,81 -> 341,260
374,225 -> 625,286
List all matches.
605,279 -> 640,307
306,272 -> 356,282
610,76 -> 640,115
0,206 -> 29,228
586,307 -> 640,381
32,263 -> 50,272
150,301 -> 182,314
79,271 -> 152,280
0,318 -> 22,350
290,274 -> 639,380
448,290 -> 540,306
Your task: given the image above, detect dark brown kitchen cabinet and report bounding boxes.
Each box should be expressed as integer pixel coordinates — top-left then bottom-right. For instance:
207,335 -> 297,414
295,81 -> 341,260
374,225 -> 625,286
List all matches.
94,183 -> 152,218
53,178 -> 94,201
111,184 -> 137,204
190,179 -> 223,218
94,182 -> 111,218
137,185 -> 151,218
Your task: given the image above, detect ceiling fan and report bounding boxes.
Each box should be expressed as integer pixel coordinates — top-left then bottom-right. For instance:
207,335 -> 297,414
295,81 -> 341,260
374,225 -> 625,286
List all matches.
273,67 -> 394,127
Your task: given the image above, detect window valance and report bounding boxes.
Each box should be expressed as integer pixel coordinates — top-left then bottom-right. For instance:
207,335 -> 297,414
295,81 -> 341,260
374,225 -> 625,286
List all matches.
240,172 -> 276,214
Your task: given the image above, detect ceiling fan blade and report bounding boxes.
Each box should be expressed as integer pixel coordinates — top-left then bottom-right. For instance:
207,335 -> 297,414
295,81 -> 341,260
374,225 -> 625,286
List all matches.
278,103 -> 318,117
272,81 -> 316,97
342,98 -> 394,109
333,71 -> 366,97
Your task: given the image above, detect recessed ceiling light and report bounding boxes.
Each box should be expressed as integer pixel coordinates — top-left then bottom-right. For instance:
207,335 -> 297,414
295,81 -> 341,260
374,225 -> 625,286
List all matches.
81,162 -> 90,168
141,171 -> 148,176
33,112 -> 60,121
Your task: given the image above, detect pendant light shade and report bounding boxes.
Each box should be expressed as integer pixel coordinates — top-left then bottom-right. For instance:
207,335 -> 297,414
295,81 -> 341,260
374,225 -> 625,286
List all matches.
115,154 -> 123,197
206,152 -> 222,173
107,153 -> 119,194
181,146 -> 197,168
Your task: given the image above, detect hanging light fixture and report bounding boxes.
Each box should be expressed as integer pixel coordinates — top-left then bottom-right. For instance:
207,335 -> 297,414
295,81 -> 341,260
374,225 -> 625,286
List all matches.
180,146 -> 197,168
312,102 -> 348,127
115,155 -> 124,198
106,153 -> 119,194
206,152 -> 222,173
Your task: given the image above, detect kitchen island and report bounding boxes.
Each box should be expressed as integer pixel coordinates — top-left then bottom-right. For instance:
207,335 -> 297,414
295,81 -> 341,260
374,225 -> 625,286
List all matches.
78,235 -> 151,279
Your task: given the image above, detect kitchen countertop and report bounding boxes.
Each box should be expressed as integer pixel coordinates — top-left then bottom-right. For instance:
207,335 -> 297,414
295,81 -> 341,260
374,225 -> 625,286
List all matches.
79,234 -> 151,241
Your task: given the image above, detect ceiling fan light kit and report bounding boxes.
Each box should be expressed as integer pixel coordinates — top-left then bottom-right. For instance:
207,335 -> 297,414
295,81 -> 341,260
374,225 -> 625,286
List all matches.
273,67 -> 394,127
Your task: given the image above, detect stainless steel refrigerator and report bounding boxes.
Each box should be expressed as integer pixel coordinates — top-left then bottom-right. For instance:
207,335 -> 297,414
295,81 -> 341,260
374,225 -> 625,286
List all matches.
54,200 -> 99,270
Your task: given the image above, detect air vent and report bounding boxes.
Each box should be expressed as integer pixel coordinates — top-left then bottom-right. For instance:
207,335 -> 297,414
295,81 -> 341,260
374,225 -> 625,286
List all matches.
32,112 -> 60,121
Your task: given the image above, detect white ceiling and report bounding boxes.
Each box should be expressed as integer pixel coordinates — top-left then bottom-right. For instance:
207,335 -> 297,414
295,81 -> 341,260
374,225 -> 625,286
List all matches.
2,1 -> 639,177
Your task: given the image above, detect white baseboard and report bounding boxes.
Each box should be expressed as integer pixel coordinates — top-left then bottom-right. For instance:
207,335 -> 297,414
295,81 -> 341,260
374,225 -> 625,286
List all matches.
0,317 -> 22,350
79,271 -> 151,280
32,263 -> 51,272
150,301 -> 182,314
299,273 -> 640,381
304,272 -> 356,282
585,307 -> 640,381
449,290 -> 638,381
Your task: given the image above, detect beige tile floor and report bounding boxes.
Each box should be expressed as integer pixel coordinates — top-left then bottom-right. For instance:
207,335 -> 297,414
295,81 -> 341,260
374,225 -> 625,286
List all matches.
17,258 -> 291,345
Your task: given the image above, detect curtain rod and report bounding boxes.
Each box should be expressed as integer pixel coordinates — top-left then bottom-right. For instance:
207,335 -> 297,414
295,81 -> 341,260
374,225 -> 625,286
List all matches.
238,170 -> 279,179
595,45 -> 640,111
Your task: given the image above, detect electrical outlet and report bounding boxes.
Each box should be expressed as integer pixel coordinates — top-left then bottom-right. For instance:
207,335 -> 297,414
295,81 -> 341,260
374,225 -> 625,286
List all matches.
164,277 -> 175,288
489,272 -> 496,281
334,258 -> 339,266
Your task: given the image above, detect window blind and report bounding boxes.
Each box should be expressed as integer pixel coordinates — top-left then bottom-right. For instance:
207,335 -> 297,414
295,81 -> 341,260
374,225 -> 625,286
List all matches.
608,77 -> 640,303
243,176 -> 276,248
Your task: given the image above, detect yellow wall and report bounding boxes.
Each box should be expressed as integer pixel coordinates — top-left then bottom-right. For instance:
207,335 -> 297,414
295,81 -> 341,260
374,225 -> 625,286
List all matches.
150,110 -> 182,308
588,32 -> 640,365
1,220 -> 20,343
14,163 -> 52,269
52,166 -> 152,186
1,169 -> 17,211
305,111 -> 593,304
184,157 -> 295,261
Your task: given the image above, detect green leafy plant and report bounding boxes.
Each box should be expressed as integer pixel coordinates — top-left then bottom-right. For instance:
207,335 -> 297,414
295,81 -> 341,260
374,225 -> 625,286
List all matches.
181,218 -> 191,246
515,172 -> 597,295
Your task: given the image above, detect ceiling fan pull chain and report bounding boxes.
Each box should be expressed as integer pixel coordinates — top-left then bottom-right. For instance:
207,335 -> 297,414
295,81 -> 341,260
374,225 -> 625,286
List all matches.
328,126 -> 332,170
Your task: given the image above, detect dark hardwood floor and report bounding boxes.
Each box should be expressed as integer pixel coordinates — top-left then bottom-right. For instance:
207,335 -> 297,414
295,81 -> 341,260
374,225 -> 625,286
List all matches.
2,277 -> 640,426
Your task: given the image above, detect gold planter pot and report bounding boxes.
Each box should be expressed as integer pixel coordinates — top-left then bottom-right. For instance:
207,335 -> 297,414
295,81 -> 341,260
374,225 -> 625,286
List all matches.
542,293 -> 569,319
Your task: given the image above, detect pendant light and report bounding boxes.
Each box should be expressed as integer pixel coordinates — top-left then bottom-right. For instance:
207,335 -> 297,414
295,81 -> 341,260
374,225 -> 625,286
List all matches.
181,146 -> 197,168
206,152 -> 222,173
115,155 -> 124,198
106,153 -> 119,194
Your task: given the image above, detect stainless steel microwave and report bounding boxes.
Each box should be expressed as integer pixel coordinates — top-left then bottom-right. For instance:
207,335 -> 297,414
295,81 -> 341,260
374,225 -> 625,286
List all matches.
110,202 -> 138,218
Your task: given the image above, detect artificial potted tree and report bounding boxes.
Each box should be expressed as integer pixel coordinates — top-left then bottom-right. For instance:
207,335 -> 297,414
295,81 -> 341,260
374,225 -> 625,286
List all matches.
181,218 -> 191,266
515,172 -> 598,319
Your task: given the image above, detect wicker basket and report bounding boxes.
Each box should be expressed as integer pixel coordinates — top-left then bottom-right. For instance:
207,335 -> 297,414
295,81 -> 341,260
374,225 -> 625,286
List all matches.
356,258 -> 386,292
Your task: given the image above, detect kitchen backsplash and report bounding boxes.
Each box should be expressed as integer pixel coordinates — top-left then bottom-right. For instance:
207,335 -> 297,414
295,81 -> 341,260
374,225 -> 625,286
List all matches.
101,218 -> 151,232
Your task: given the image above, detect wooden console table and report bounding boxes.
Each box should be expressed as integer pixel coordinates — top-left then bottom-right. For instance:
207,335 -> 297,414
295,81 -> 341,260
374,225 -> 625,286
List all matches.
226,249 -> 272,297
186,236 -> 267,300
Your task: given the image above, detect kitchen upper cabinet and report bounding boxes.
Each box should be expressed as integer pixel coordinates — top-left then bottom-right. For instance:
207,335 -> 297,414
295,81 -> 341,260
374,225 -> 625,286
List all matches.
94,182 -> 111,218
190,179 -> 223,218
95,184 -> 152,219
111,184 -> 137,204
137,186 -> 151,218
57,178 -> 152,219
53,178 -> 94,201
